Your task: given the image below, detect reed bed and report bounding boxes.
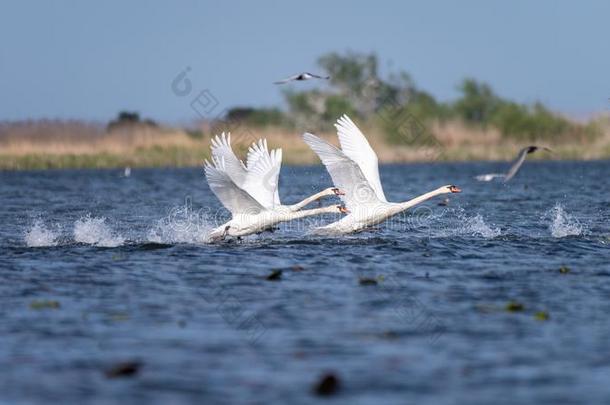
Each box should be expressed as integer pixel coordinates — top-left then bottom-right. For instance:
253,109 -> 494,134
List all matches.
1,118 -> 609,170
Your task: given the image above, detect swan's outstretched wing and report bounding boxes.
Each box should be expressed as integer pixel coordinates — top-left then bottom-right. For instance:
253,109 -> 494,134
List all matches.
242,146 -> 282,209
210,133 -> 247,187
270,148 -> 282,206
245,139 -> 268,170
303,132 -> 381,210
204,156 -> 264,215
334,115 -> 387,202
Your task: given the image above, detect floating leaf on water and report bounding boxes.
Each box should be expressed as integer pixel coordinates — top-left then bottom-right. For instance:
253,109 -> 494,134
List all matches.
359,277 -> 378,286
108,313 -> 129,322
534,311 -> 550,321
505,301 -> 524,312
313,373 -> 340,396
559,266 -> 571,274
104,361 -> 142,378
29,300 -> 60,310
266,269 -> 282,281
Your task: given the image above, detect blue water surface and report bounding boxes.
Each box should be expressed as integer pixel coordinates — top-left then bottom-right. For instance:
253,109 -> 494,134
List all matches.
1,161 -> 609,404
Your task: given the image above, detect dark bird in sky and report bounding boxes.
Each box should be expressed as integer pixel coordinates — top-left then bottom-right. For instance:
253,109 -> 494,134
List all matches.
274,72 -> 330,84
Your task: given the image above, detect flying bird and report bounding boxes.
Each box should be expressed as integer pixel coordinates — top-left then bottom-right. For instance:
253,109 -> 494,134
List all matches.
303,115 -> 462,235
204,134 -> 346,241
274,72 -> 330,84
475,146 -> 553,182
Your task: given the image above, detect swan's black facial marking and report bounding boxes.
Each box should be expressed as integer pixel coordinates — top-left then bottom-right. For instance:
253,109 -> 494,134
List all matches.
448,185 -> 461,193
332,188 -> 345,196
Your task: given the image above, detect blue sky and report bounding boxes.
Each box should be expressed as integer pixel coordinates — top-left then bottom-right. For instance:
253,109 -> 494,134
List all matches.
1,0 -> 608,123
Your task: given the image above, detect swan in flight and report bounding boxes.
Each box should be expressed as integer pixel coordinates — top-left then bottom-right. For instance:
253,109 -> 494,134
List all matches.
303,115 -> 462,235
210,133 -> 344,211
274,72 -> 330,84
475,145 -> 552,182
204,137 -> 346,241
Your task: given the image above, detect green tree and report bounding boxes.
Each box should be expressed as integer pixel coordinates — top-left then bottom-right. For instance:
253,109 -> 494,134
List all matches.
453,79 -> 499,124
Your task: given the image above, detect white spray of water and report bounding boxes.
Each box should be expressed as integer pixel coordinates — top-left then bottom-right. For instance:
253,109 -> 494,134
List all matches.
146,203 -> 215,244
73,215 -> 125,247
425,208 -> 501,238
463,213 -> 502,238
547,204 -> 583,238
24,220 -> 60,247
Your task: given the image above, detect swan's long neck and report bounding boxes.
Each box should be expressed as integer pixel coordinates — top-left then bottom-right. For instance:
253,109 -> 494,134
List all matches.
277,205 -> 335,221
388,188 -> 448,216
287,189 -> 331,211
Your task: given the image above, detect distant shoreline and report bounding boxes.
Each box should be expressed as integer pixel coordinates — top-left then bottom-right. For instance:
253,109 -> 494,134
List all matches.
0,151 -> 610,172
1,121 -> 609,171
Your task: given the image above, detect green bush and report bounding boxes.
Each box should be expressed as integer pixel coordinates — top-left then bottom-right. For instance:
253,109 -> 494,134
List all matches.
226,107 -> 286,127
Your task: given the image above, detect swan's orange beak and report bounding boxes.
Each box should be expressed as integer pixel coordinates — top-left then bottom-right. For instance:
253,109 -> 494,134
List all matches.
332,188 -> 345,196
338,205 -> 350,214
449,185 -> 461,193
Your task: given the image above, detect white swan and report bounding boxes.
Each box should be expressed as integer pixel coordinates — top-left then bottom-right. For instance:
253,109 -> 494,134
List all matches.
303,115 -> 462,235
210,133 -> 344,211
204,148 -> 346,242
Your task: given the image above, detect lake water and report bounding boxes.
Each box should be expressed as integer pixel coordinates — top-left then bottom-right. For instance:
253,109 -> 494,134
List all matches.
1,161 -> 609,404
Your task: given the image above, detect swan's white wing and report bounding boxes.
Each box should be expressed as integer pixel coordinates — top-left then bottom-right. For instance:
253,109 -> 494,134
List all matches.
210,133 -> 247,187
271,148 -> 282,206
303,133 -> 381,210
204,156 -> 264,215
241,146 -> 282,209
334,115 -> 387,202
246,139 -> 269,170
246,139 -> 282,206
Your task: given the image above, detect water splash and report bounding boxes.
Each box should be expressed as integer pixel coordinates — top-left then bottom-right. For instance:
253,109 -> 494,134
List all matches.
24,220 -> 60,247
74,215 -> 125,247
463,214 -> 501,238
547,204 -> 583,238
423,208 -> 501,238
147,202 -> 216,244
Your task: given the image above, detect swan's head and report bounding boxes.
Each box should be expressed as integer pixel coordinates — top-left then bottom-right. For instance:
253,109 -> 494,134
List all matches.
337,205 -> 350,214
443,185 -> 461,194
324,187 -> 345,195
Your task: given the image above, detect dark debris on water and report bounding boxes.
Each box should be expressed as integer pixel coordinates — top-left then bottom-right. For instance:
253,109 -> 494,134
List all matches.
505,301 -> 525,312
358,277 -> 378,286
313,372 -> 341,396
266,269 -> 282,281
104,361 -> 142,379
